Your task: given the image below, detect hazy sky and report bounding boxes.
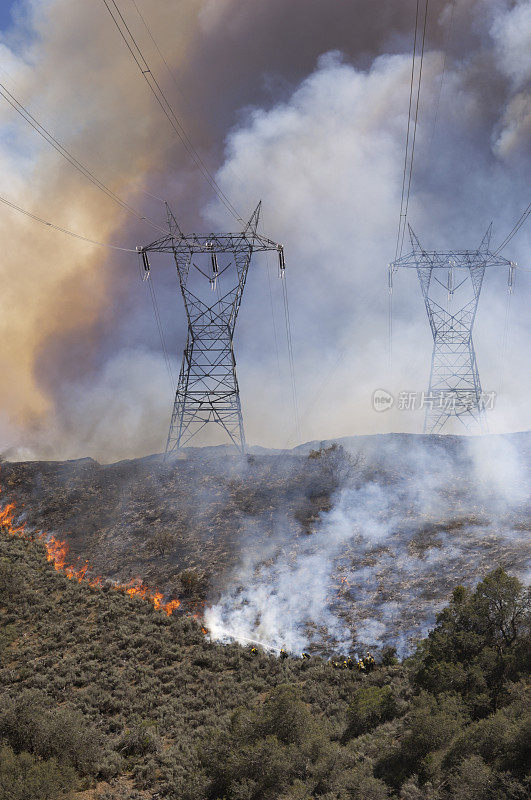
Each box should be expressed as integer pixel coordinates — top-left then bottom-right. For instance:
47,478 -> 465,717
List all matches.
0,1 -> 15,28
0,0 -> 529,461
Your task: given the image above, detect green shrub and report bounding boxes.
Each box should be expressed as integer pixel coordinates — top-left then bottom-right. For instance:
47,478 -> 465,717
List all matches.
376,691 -> 467,787
0,691 -> 102,774
446,755 -> 493,800
414,570 -> 530,713
0,744 -> 76,799
202,685 -> 334,799
443,706 -> 530,778
118,723 -> 159,758
344,684 -> 398,739
0,559 -> 24,605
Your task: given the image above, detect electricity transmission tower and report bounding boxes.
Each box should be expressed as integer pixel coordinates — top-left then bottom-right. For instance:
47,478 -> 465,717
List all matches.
390,225 -> 513,434
138,203 -> 285,455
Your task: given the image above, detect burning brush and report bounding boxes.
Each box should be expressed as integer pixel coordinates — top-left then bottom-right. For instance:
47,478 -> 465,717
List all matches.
0,491 -> 181,618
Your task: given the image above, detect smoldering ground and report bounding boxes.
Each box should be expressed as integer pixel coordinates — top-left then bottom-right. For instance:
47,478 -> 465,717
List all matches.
0,0 -> 529,461
204,433 -> 531,656
3,430 -> 528,658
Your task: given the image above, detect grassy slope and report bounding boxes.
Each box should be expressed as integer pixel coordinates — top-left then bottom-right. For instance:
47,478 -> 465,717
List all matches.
0,531 -> 364,798
1,526 -> 529,800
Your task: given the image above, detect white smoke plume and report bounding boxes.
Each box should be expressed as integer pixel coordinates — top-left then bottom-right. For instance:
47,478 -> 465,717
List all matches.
205,434 -> 531,656
208,4 -> 531,446
0,0 -> 529,460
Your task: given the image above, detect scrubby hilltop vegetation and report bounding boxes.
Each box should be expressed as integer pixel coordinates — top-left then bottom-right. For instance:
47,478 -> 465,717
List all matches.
0,525 -> 529,800
2,435 -> 530,654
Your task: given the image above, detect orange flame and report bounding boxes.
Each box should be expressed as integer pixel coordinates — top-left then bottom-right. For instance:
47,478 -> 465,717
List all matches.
43,534 -> 103,589
0,500 -> 26,536
0,490 -> 180,617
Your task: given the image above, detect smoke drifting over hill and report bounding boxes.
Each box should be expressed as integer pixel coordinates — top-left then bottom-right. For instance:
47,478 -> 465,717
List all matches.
205,434 -> 531,655
0,0 -> 529,460
2,433 -> 529,656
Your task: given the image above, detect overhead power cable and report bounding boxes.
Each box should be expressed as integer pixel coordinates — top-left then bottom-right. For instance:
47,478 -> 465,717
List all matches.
266,255 -> 283,398
0,72 -> 176,376
399,0 -> 429,258
0,60 -> 167,207
493,202 -> 531,256
129,0 -> 186,103
280,272 -> 301,445
143,266 -> 176,391
394,0 -> 420,263
498,272 -> 514,396
0,80 -> 169,235
101,0 -> 243,223
494,202 -> 530,394
390,0 -> 429,368
427,0 -> 455,156
0,193 -> 137,251
258,217 -> 284,402
1,191 -> 176,394
266,279 -> 385,473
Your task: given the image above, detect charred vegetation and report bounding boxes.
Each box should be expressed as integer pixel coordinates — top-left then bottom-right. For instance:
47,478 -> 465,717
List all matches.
1,433 -> 530,654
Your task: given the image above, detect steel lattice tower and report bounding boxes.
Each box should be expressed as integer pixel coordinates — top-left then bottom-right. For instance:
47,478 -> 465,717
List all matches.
391,225 -> 513,434
138,203 -> 284,454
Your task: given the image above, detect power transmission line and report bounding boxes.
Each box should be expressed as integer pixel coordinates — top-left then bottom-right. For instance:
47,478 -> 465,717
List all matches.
427,0 -> 455,156
0,193 -> 137,251
280,272 -> 301,445
0,80 -> 169,235
494,203 -> 530,395
0,72 -> 180,385
0,60 -> 167,207
143,265 -> 176,391
258,216 -> 284,407
265,278 -> 385,472
493,202 -> 531,255
391,0 -> 429,367
394,0 -> 420,262
498,268 -> 514,396
101,0 -> 243,222
129,0 -> 187,105
1,189 -> 175,397
399,0 -> 429,258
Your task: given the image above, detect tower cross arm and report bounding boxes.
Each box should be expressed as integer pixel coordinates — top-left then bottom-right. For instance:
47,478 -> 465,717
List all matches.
391,249 -> 513,270
136,234 -> 175,254
250,232 -> 284,252
137,231 -> 283,256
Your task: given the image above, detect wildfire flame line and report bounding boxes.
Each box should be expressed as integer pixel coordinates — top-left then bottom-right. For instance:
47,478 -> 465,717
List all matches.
0,493 -> 180,617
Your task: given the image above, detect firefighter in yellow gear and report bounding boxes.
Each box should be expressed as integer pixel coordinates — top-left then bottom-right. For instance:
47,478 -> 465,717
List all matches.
363,652 -> 375,672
